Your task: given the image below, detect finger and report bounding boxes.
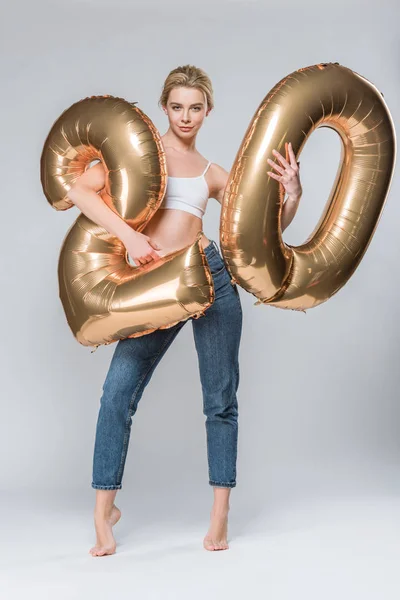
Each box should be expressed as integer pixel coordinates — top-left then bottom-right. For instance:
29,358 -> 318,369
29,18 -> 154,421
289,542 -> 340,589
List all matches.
269,160 -> 297,179
267,158 -> 285,174
267,171 -> 283,181
150,250 -> 161,261
140,255 -> 152,265
287,142 -> 298,169
272,149 -> 290,169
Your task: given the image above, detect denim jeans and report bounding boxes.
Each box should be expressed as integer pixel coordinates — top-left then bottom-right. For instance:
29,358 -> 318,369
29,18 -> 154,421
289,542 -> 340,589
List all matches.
92,239 -> 243,490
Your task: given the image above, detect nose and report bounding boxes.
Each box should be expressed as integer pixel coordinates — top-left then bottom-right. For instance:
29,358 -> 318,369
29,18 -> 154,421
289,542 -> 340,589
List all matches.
181,110 -> 191,124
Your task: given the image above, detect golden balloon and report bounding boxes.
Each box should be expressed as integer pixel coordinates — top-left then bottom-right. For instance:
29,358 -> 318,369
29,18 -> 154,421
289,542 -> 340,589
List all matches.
40,96 -> 214,347
220,62 -> 396,311
41,63 -> 396,348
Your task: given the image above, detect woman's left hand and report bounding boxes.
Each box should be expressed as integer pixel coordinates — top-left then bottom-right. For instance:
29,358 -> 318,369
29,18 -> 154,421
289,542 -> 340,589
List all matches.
267,142 -> 302,199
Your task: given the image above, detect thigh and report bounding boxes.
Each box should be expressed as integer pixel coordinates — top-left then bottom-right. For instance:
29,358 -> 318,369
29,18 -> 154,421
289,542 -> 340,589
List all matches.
191,265 -> 243,390
102,319 -> 187,395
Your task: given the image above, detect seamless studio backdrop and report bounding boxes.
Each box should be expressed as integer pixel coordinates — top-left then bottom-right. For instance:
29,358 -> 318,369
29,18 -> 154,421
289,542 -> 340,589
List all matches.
1,0 -> 400,597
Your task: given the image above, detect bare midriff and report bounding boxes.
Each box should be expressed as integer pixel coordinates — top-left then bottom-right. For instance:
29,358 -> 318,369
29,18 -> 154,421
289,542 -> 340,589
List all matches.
142,208 -> 211,257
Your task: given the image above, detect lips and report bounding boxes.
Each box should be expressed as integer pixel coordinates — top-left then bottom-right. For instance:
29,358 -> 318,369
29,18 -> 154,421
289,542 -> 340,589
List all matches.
179,127 -> 193,131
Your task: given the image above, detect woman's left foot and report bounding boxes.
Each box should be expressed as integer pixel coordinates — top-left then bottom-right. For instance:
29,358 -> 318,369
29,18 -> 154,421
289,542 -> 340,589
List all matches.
203,507 -> 229,551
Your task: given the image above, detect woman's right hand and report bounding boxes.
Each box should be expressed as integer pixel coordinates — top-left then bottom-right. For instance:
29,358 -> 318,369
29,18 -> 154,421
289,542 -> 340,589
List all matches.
122,229 -> 162,266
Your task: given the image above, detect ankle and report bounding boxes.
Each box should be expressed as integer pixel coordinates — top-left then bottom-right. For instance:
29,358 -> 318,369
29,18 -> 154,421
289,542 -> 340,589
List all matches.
94,505 -> 115,519
211,504 -> 230,516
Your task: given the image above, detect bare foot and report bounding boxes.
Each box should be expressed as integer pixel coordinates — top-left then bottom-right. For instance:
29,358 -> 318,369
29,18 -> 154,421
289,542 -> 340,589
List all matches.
203,507 -> 229,551
89,504 -> 121,557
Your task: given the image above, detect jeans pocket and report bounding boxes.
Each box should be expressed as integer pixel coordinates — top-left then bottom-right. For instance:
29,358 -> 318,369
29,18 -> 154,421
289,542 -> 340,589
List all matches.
211,264 -> 226,277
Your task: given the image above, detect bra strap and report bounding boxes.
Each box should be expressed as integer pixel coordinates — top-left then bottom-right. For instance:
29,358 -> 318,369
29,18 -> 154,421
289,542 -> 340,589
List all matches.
202,161 -> 212,176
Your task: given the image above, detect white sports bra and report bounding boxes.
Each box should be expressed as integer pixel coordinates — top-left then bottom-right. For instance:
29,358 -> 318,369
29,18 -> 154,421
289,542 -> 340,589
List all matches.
159,161 -> 211,219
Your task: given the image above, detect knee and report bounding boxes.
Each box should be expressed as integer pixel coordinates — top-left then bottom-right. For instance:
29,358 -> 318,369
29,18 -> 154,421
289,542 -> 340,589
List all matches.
203,387 -> 239,421
100,365 -> 141,415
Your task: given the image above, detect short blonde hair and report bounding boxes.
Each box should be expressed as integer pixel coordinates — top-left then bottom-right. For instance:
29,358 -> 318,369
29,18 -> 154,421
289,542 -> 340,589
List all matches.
158,64 -> 214,111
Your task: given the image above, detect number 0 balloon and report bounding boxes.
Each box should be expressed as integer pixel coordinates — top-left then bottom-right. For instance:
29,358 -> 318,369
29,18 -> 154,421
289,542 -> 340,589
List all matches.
221,62 -> 396,311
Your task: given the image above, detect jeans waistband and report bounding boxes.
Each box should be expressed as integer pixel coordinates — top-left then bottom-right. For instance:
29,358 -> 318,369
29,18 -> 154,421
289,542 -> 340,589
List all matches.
204,240 -> 220,256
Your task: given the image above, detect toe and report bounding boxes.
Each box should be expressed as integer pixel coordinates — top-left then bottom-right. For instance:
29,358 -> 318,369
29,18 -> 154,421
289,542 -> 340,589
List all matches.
90,547 -> 105,557
203,536 -> 216,551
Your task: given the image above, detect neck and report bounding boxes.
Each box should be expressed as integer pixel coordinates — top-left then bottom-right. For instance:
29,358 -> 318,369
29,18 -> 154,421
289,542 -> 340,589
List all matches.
161,128 -> 197,153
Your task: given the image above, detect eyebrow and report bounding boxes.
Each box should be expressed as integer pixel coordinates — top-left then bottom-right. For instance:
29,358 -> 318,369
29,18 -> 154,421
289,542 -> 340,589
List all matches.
170,102 -> 204,107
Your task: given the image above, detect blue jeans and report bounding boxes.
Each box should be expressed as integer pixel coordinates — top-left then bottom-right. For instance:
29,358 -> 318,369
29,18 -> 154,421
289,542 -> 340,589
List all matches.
92,239 -> 243,490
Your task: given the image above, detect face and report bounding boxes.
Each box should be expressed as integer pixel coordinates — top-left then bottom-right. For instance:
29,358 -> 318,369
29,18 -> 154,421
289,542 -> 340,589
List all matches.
162,86 -> 210,138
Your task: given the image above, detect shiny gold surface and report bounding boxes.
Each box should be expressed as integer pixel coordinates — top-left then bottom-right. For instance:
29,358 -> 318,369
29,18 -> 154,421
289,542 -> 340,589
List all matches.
41,64 -> 396,348
220,62 -> 396,311
40,96 -> 214,347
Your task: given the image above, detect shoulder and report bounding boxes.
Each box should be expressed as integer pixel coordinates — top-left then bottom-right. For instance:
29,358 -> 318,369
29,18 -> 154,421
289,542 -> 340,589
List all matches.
207,163 -> 229,203
209,162 -> 229,177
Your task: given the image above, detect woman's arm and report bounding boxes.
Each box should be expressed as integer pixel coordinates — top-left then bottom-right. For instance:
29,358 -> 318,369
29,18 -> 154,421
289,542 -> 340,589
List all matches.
66,163 -> 133,242
211,163 -> 301,233
268,142 -> 303,232
210,164 -> 229,205
281,193 -> 302,231
66,163 -> 161,265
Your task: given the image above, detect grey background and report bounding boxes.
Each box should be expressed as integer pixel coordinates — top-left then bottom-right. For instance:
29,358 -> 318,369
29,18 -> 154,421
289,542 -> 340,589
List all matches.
1,0 -> 399,598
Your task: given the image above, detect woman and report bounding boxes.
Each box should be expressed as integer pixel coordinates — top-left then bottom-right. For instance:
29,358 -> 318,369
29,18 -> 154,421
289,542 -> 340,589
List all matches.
67,65 -> 303,556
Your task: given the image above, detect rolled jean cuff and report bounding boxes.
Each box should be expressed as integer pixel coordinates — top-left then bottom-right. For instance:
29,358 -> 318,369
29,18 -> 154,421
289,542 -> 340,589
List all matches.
209,480 -> 236,488
91,483 -> 122,490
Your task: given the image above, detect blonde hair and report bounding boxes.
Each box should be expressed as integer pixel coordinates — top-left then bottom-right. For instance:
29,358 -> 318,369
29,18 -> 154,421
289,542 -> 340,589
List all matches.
158,64 -> 214,111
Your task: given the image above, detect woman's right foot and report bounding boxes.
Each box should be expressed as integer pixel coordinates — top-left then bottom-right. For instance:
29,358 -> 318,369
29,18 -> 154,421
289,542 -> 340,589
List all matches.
89,504 -> 121,557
